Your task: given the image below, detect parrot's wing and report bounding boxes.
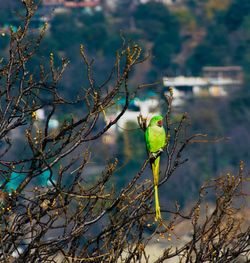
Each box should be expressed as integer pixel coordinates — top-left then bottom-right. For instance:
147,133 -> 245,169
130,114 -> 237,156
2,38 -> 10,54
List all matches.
145,126 -> 166,153
145,127 -> 151,152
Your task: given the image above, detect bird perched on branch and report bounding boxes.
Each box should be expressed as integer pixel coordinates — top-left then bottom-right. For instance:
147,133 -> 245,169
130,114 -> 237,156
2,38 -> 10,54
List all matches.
145,115 -> 166,221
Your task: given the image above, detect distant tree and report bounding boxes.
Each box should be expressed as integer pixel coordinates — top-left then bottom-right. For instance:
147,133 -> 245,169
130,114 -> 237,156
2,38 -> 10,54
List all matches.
0,2 -> 250,262
173,7 -> 197,34
152,40 -> 175,70
134,2 -> 181,71
186,23 -> 229,74
0,0 -> 21,19
224,0 -> 250,31
204,0 -> 231,21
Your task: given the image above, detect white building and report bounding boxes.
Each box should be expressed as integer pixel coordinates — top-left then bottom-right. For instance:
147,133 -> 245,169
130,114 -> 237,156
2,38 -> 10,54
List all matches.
115,96 -> 161,130
139,0 -> 182,5
42,0 -> 64,5
163,66 -> 243,106
102,95 -> 161,144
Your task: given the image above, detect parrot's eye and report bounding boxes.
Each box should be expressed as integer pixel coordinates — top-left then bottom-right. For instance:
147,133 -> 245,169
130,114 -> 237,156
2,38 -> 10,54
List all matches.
157,120 -> 163,126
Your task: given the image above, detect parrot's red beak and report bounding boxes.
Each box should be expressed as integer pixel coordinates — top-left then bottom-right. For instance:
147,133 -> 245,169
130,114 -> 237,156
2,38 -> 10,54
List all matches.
157,120 -> 163,127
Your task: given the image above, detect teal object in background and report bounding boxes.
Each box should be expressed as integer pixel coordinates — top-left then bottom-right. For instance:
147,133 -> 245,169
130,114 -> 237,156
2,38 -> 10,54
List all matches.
37,170 -> 53,187
5,172 -> 26,192
4,170 -> 52,192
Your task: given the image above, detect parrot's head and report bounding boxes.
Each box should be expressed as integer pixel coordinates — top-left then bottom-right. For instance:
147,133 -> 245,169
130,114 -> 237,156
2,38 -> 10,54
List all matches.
148,115 -> 164,127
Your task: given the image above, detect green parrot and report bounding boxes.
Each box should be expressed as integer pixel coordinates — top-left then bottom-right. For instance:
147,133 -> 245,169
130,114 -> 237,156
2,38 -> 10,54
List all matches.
145,115 -> 166,221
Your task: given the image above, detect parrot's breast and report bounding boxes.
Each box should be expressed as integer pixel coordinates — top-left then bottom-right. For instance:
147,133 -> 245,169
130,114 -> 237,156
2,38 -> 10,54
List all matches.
145,126 -> 166,153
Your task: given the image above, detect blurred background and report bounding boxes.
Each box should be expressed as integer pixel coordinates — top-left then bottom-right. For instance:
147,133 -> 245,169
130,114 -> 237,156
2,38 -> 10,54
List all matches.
0,0 -> 250,210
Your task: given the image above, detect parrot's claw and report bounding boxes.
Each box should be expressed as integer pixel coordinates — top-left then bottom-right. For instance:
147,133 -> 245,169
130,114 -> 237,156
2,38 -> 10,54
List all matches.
150,149 -> 163,160
151,152 -> 157,159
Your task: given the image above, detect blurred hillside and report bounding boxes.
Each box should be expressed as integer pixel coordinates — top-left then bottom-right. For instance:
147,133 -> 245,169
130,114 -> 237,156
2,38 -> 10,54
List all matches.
2,0 -> 250,82
0,0 -> 250,207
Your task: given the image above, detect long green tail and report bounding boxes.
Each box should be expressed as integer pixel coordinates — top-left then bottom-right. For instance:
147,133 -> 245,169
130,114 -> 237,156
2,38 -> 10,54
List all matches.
152,156 -> 161,221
